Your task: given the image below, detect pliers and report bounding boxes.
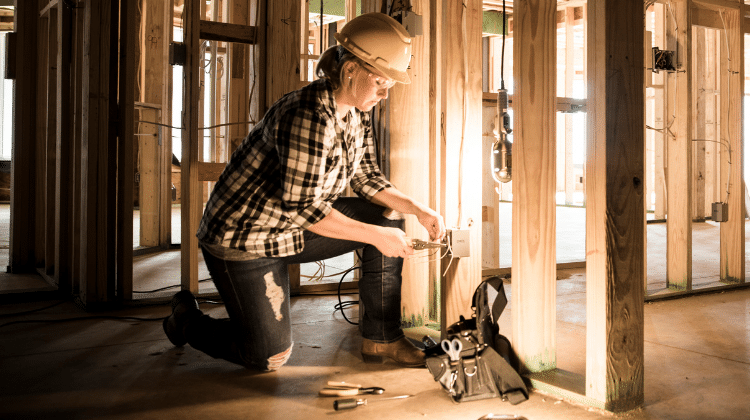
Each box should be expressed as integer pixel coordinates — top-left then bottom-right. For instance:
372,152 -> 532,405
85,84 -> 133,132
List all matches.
411,238 -> 447,251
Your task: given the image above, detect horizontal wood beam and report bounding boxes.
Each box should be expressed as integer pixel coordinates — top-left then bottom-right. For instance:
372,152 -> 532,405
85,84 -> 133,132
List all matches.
199,20 -> 257,44
196,162 -> 226,181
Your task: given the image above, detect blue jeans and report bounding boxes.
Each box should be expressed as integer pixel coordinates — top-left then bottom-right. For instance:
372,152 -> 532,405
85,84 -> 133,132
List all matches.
189,197 -> 405,370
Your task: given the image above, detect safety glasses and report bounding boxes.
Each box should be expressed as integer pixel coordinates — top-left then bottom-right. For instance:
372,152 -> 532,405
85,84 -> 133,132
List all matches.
361,63 -> 396,89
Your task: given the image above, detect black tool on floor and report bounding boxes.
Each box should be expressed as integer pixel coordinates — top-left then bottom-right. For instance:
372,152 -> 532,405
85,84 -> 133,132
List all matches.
333,394 -> 413,411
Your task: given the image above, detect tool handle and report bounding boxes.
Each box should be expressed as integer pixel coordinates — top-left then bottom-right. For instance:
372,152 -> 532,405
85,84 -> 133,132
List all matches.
319,388 -> 359,396
333,398 -> 364,410
327,381 -> 361,388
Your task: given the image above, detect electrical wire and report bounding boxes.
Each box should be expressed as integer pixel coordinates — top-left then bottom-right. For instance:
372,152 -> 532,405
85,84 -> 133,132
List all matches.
0,299 -> 68,318
0,315 -> 168,329
456,1 -> 469,228
132,278 -> 215,294
501,0 -> 506,91
335,266 -> 360,325
441,238 -> 455,277
718,10 -> 736,203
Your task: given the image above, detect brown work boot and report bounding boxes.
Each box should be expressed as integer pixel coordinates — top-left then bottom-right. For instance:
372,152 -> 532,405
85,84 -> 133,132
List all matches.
163,290 -> 201,347
361,337 -> 426,368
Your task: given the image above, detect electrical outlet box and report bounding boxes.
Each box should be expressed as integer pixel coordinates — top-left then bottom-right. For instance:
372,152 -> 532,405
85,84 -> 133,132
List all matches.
169,42 -> 186,66
394,10 -> 423,37
712,202 -> 728,223
652,47 -> 676,72
447,228 -> 471,258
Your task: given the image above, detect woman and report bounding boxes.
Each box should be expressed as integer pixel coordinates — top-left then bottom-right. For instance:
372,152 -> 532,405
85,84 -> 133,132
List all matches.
163,13 -> 445,371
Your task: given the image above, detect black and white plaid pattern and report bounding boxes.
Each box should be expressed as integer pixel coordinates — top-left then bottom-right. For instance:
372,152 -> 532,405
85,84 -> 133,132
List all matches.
197,78 -> 392,257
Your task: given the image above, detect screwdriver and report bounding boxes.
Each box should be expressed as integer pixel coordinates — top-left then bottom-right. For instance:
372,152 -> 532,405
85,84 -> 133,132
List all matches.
333,394 -> 413,411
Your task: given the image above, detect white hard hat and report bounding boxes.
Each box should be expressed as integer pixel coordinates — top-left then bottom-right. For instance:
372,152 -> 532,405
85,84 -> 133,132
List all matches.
334,13 -> 412,84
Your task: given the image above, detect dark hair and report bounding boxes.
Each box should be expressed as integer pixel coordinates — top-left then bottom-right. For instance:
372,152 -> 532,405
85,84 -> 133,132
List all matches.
316,45 -> 361,90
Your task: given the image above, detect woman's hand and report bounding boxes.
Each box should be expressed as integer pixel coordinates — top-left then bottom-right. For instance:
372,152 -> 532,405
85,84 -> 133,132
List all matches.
417,208 -> 446,242
372,226 -> 414,258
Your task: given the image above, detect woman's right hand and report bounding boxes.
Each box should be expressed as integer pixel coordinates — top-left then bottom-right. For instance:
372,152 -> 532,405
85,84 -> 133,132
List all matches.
372,227 -> 414,258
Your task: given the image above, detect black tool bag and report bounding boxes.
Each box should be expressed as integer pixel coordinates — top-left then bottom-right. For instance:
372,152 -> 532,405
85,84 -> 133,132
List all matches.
425,276 -> 529,404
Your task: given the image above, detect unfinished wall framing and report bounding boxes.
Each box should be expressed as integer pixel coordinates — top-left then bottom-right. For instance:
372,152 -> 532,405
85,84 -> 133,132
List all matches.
7,0 -> 750,413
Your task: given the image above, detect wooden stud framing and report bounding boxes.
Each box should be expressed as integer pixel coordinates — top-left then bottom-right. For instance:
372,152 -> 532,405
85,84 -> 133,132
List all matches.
181,0 -> 203,293
200,20 -> 257,44
583,0 -> 645,411
45,8 -> 57,279
428,0 -> 444,323
705,29 -> 720,218
653,4 -> 667,220
9,0 -> 37,273
438,0 -> 484,333
693,26 -> 707,221
80,0 -> 115,303
70,0 -> 84,293
481,97 -> 499,269
563,6 -> 576,205
716,5 -> 744,284
135,0 -> 170,250
228,0 -> 253,148
54,0 -> 72,291
511,0 -> 557,373
265,0 -> 300,108
666,0 -> 692,291
390,0 -> 432,328
181,0 -> 285,292
117,0 -> 136,300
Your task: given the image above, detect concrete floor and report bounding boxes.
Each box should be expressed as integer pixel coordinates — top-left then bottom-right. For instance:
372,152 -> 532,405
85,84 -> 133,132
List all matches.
0,273 -> 749,420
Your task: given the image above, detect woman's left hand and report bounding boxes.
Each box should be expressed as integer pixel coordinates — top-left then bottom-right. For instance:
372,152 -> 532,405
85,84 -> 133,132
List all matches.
417,208 -> 446,242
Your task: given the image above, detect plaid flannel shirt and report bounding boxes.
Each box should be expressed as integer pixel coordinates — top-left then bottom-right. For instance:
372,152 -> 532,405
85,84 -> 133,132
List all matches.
197,78 -> 392,257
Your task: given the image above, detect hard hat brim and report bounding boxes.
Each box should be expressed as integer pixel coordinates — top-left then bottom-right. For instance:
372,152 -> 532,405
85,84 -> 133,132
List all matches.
334,33 -> 411,85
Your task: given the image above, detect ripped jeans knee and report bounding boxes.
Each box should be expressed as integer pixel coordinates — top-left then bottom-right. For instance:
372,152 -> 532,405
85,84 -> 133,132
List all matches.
263,344 -> 293,371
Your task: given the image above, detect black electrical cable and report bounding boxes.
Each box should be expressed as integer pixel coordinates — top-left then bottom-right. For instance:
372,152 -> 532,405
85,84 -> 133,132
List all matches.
132,278 -> 214,294
0,299 -> 69,318
334,249 -> 363,325
501,0 -> 506,91
334,265 -> 360,325
0,314 -> 167,329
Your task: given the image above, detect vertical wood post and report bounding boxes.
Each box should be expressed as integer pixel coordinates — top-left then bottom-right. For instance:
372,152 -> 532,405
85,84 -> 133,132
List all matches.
10,0 -> 37,273
265,0 -> 300,107
390,0 -> 432,328
482,101 -> 499,269
563,6 -> 575,205
45,11 -> 57,278
693,27 -> 706,221
439,0 -> 483,334
55,0 -> 72,291
428,0 -> 444,323
666,1 -> 692,291
653,3 -> 666,220
585,0 -> 645,411
118,0 -> 136,300
719,8 -> 744,284
182,0 -> 201,292
80,0 -> 115,303
137,0 -> 168,248
511,0 -> 557,373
